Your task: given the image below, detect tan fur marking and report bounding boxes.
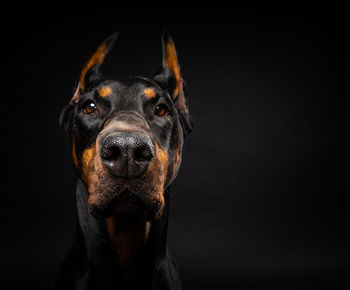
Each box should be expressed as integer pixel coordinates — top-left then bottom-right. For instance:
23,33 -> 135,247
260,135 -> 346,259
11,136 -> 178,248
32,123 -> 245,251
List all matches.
144,88 -> 156,99
177,79 -> 188,113
72,141 -> 79,169
114,121 -> 135,132
81,144 -> 96,183
135,142 -> 168,217
105,215 -> 148,266
104,119 -> 150,133
79,42 -> 108,91
98,86 -> 112,97
157,145 -> 169,173
145,222 -> 151,239
154,143 -> 169,191
164,40 -> 181,98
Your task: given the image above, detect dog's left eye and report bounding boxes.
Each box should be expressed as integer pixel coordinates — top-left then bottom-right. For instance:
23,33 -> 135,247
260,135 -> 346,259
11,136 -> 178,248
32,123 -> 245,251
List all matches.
83,102 -> 98,115
154,104 -> 170,117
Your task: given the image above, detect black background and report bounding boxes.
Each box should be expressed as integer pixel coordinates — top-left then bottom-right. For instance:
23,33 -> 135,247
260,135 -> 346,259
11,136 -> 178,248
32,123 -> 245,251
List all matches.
1,4 -> 349,290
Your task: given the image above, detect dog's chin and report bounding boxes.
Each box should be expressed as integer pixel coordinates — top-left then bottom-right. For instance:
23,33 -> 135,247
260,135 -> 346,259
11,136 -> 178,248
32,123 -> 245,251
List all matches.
89,189 -> 163,221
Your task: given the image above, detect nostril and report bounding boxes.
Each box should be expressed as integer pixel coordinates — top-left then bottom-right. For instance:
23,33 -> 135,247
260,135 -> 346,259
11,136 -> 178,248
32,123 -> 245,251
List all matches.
101,146 -> 121,161
100,137 -> 123,161
133,145 -> 153,163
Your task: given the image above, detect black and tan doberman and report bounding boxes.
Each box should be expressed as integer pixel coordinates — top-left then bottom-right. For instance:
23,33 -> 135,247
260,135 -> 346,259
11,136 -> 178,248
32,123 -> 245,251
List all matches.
52,30 -> 192,290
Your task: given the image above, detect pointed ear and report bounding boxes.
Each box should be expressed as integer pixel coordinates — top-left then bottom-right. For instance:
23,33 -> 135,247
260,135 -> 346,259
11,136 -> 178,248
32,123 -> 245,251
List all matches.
71,32 -> 118,103
154,29 -> 186,109
59,33 -> 118,133
154,29 -> 192,136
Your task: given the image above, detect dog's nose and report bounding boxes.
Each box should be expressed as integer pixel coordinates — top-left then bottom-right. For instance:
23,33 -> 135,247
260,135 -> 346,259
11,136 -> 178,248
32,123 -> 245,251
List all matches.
100,132 -> 154,178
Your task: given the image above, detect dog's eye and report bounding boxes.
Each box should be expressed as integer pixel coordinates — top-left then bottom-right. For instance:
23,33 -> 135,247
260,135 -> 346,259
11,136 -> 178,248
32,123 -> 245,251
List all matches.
154,104 -> 170,117
83,102 -> 98,115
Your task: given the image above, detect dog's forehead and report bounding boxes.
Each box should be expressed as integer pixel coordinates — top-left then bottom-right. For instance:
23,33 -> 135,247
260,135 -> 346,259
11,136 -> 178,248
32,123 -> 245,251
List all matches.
91,77 -> 164,101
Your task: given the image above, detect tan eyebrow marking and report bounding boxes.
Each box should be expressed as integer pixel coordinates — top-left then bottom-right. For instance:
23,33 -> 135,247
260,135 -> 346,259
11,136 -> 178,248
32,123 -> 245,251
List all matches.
144,88 -> 156,99
98,86 -> 112,97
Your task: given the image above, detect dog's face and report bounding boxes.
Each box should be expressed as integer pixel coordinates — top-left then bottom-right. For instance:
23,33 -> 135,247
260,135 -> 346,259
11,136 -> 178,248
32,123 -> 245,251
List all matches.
60,31 -> 192,221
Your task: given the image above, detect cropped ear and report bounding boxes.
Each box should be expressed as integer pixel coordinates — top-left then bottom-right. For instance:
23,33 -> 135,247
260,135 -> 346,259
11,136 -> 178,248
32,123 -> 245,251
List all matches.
59,33 -> 118,133
71,32 -> 118,103
154,29 -> 192,136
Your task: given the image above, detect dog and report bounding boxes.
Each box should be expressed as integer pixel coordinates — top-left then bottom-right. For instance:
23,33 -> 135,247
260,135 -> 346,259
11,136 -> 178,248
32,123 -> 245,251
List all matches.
52,30 -> 192,290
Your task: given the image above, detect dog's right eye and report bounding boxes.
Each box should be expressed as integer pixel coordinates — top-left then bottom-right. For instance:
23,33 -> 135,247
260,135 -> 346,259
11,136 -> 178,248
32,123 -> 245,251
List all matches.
154,104 -> 170,117
83,102 -> 98,115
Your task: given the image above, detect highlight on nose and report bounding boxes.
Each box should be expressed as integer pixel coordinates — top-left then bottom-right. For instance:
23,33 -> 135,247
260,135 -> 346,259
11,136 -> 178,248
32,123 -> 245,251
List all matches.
100,132 -> 154,178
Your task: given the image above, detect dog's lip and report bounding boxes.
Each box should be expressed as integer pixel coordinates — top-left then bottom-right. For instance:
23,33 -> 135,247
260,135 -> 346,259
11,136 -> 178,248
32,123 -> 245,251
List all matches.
110,189 -> 148,212
115,188 -> 140,202
108,189 -> 160,221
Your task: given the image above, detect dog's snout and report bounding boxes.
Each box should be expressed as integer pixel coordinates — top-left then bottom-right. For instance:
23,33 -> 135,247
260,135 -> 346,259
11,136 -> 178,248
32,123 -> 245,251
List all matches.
100,133 -> 154,178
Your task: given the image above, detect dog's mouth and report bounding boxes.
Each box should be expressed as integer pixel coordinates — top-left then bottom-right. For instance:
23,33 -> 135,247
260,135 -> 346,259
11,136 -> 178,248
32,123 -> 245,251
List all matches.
110,189 -> 160,219
89,187 -> 163,221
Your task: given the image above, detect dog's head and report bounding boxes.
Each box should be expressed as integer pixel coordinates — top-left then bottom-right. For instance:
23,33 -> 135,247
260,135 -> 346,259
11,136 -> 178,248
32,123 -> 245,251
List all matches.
60,31 -> 192,221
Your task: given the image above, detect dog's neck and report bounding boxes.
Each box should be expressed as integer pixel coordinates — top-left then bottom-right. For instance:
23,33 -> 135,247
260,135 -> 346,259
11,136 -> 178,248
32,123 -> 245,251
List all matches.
74,178 -> 169,288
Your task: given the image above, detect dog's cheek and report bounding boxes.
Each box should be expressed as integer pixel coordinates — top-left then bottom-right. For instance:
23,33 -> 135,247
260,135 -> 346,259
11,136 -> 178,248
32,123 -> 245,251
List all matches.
140,143 -> 169,217
156,143 -> 169,188
83,144 -> 106,205
87,170 -> 115,216
83,144 -> 122,216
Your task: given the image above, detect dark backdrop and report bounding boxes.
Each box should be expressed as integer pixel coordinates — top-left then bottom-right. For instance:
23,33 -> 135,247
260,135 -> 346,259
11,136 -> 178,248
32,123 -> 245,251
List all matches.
1,5 -> 349,290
